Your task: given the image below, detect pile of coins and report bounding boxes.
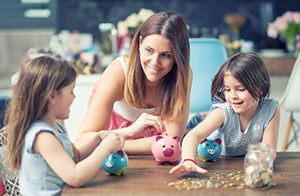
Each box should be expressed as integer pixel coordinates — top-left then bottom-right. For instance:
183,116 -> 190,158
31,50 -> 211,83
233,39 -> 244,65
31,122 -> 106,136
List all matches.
168,171 -> 245,190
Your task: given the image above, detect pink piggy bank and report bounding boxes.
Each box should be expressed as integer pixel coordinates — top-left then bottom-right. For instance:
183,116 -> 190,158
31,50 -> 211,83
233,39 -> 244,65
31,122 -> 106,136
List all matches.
151,135 -> 181,165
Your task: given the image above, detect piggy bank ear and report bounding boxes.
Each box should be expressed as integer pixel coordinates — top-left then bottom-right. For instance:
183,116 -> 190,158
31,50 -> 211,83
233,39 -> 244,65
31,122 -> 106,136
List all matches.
116,150 -> 124,157
172,136 -> 179,142
155,135 -> 164,142
200,138 -> 208,144
215,138 -> 222,145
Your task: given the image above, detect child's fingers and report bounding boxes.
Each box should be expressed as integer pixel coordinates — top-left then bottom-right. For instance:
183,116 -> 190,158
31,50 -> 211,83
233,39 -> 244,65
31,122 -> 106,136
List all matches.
169,165 -> 183,174
195,167 -> 208,174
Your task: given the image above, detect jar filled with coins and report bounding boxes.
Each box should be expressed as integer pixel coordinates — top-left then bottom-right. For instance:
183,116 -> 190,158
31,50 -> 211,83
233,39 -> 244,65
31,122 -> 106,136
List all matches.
244,143 -> 273,189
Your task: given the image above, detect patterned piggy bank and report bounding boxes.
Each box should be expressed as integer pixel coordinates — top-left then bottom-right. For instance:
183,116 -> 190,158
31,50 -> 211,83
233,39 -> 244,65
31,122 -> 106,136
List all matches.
197,138 -> 222,162
102,149 -> 128,176
151,135 -> 181,165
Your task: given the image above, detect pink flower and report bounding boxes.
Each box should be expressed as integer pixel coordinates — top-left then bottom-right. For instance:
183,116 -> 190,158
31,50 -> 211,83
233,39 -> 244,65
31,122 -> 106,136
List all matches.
282,11 -> 295,23
292,12 -> 300,23
297,35 -> 300,49
267,23 -> 278,38
274,17 -> 288,31
267,11 -> 300,48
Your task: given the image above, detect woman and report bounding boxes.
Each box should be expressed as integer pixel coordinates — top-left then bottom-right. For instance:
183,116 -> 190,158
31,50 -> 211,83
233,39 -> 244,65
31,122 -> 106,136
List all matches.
76,11 -> 192,154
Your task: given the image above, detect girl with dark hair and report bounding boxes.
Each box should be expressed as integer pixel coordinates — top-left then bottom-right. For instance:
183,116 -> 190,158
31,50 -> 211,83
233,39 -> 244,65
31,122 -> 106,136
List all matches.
169,52 -> 280,174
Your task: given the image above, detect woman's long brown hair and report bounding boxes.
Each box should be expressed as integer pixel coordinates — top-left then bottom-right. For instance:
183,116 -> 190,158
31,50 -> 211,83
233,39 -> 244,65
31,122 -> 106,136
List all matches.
124,12 -> 190,121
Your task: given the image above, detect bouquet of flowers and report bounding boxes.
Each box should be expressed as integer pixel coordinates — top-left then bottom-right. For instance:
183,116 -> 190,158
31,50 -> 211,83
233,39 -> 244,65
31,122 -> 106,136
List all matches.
117,8 -> 155,37
267,11 -> 300,54
116,8 -> 155,55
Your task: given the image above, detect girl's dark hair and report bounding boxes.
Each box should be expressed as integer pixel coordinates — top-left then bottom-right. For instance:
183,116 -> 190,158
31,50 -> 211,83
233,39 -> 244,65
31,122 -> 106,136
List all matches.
211,52 -> 270,102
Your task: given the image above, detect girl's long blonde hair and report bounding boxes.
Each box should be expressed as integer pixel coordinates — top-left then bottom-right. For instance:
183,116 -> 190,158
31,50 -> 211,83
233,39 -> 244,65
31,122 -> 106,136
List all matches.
5,55 -> 77,170
124,12 -> 190,121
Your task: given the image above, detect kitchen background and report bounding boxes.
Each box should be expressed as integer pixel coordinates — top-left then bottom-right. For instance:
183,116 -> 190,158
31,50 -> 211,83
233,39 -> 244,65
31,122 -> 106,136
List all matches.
1,0 -> 300,86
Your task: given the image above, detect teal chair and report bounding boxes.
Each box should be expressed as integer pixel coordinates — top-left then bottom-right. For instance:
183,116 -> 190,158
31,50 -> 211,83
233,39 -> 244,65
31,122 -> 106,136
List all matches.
189,38 -> 227,113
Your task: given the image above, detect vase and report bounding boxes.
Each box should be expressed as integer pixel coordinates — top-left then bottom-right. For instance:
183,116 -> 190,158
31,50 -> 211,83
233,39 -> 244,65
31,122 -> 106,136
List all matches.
286,40 -> 295,53
231,28 -> 240,41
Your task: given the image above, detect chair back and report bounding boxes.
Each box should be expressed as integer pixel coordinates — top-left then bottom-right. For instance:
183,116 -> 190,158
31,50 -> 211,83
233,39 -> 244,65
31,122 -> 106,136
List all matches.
280,55 -> 300,112
189,38 -> 227,113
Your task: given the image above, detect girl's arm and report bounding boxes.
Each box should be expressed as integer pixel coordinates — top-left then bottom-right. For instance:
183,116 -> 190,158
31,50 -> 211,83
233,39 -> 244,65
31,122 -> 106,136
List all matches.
169,107 -> 225,174
262,105 -> 280,159
74,131 -> 111,161
34,131 -> 124,187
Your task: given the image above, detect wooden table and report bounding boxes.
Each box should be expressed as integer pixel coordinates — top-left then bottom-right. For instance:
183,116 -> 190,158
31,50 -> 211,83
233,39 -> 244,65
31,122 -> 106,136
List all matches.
62,152 -> 300,196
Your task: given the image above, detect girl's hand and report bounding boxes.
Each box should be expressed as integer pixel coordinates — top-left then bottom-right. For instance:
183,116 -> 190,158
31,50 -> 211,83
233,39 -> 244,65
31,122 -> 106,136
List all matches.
169,160 -> 208,174
126,113 -> 166,138
99,132 -> 125,154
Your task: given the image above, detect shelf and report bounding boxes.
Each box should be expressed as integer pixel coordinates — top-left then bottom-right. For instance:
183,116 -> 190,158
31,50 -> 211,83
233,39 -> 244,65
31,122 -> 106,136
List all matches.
263,56 -> 296,76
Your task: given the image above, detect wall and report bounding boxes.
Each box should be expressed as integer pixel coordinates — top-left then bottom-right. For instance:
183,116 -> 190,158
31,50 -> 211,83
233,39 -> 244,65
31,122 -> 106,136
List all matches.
0,29 -> 54,88
1,0 -> 299,51
57,0 -> 300,50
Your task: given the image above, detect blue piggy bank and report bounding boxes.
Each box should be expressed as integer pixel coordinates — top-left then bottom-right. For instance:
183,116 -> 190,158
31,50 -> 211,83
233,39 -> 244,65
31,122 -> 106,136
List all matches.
197,138 -> 222,162
102,149 -> 128,176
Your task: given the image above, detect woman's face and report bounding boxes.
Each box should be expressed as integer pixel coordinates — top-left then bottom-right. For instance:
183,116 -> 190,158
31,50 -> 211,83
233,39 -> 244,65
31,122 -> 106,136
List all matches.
139,34 -> 175,84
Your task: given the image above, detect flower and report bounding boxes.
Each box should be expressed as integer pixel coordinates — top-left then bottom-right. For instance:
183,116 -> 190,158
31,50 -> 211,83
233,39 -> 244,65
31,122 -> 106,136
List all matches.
267,11 -> 300,52
117,8 -> 155,37
295,35 -> 300,57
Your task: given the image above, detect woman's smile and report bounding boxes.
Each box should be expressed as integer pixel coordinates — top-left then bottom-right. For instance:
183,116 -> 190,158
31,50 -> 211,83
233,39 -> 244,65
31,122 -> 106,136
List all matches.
147,64 -> 163,73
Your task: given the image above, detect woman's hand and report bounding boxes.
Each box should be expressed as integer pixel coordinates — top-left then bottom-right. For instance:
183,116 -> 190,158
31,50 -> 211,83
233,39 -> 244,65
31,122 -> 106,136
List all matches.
126,113 -> 166,138
169,160 -> 208,174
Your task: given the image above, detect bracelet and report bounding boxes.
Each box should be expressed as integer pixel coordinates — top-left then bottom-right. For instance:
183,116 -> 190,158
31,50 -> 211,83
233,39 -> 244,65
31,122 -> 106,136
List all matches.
181,158 -> 197,165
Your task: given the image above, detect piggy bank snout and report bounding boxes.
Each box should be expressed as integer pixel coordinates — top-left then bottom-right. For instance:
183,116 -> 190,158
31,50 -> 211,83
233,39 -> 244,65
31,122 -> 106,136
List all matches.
163,147 -> 174,157
105,162 -> 113,168
207,149 -> 215,154
105,154 -> 118,167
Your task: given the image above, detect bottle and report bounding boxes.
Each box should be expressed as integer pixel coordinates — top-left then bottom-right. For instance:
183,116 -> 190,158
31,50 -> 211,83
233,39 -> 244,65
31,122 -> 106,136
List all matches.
244,143 -> 273,189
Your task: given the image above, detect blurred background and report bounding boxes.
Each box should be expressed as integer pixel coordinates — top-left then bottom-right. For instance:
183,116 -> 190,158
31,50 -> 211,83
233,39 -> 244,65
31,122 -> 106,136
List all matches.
1,0 -> 300,86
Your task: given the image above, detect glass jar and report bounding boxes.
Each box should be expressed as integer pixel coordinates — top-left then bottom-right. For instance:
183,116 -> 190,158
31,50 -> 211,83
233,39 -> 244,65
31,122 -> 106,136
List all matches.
244,143 -> 273,189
